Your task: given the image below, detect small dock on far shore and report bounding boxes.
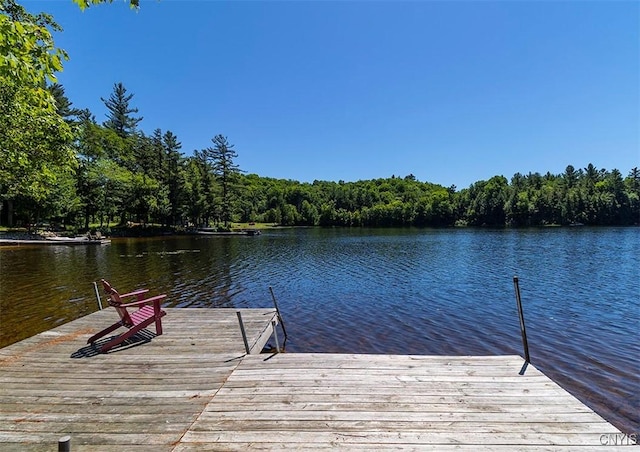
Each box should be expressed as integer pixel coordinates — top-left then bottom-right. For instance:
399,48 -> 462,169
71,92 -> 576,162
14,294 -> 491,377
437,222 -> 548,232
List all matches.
0,308 -> 633,451
0,237 -> 111,247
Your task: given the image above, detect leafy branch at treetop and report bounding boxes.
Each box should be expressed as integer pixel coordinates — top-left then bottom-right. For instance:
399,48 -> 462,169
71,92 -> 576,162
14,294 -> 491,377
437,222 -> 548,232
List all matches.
72,0 -> 139,11
0,0 -> 67,87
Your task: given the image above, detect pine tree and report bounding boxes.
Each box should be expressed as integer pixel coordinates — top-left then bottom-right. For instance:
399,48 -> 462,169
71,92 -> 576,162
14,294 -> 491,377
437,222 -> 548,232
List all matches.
48,83 -> 81,123
101,82 -> 142,138
204,135 -> 242,226
163,130 -> 183,225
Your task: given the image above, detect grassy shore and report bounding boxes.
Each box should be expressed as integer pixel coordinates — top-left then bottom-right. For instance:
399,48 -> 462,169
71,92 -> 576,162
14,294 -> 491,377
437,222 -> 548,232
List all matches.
0,223 -> 284,239
231,222 -> 280,230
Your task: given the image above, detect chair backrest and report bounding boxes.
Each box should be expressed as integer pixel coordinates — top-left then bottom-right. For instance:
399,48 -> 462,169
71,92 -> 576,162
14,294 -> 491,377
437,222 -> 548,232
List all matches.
101,279 -> 133,327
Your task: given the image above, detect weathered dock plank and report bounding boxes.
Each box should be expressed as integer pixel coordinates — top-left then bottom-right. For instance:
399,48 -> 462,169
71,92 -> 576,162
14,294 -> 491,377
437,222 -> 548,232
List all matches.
178,353 -> 635,451
175,446 -> 628,452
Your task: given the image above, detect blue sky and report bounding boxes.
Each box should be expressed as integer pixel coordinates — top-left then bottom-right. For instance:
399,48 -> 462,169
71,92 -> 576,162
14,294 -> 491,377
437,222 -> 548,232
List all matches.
26,0 -> 639,189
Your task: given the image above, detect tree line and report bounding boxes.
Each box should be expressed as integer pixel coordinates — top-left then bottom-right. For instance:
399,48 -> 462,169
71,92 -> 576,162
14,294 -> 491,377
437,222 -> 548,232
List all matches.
236,166 -> 640,227
1,79 -> 639,230
2,81 -> 638,229
1,0 -> 638,230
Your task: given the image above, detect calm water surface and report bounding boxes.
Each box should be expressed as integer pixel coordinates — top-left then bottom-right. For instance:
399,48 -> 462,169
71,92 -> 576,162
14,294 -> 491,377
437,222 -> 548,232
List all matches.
1,227 -> 638,433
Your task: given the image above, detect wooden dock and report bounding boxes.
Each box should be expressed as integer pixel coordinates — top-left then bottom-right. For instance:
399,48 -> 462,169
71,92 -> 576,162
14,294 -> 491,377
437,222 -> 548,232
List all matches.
0,308 -> 633,451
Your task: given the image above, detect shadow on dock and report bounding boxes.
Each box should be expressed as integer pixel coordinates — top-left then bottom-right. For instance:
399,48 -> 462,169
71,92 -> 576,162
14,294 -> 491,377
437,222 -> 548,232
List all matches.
71,330 -> 156,358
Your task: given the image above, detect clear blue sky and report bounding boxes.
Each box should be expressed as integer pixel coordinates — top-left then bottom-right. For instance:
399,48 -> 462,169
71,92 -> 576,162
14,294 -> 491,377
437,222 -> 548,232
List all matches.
26,0 -> 640,189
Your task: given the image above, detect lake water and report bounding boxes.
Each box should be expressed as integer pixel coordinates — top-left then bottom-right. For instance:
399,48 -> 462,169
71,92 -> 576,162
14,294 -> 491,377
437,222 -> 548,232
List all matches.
0,227 -> 638,434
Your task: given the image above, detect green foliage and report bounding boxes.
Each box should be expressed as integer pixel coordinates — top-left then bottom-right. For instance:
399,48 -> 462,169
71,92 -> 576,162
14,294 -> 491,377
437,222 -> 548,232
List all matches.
232,169 -> 639,228
48,83 -> 81,123
0,0 -> 67,87
0,1 -> 77,226
73,0 -> 139,10
0,79 -> 76,224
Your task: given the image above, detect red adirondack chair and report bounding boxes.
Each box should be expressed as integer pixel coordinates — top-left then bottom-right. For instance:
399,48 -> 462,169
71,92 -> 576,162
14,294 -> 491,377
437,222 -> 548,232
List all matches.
87,279 -> 167,353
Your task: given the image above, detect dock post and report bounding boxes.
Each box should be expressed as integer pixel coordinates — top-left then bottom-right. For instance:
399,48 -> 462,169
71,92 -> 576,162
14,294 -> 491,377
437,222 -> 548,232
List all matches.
272,320 -> 280,353
93,281 -> 103,310
236,311 -> 251,354
513,276 -> 531,363
58,435 -> 71,452
269,286 -> 288,339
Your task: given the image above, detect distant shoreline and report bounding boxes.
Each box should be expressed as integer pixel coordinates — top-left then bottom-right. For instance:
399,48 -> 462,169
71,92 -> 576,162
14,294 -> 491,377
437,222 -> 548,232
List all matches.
1,223 -> 637,244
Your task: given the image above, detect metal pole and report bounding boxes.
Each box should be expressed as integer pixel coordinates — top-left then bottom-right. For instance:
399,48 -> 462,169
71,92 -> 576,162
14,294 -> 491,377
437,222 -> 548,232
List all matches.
271,320 -> 280,353
58,435 -> 71,452
269,286 -> 288,339
236,311 -> 251,354
513,276 -> 531,363
93,281 -> 103,310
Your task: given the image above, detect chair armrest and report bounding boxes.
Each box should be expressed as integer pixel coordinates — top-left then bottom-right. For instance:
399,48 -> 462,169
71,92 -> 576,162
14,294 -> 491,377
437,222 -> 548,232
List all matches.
120,294 -> 167,308
120,289 -> 150,300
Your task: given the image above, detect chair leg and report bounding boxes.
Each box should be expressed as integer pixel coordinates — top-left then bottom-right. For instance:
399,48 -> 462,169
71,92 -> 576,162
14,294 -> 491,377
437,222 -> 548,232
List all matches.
155,316 -> 163,336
